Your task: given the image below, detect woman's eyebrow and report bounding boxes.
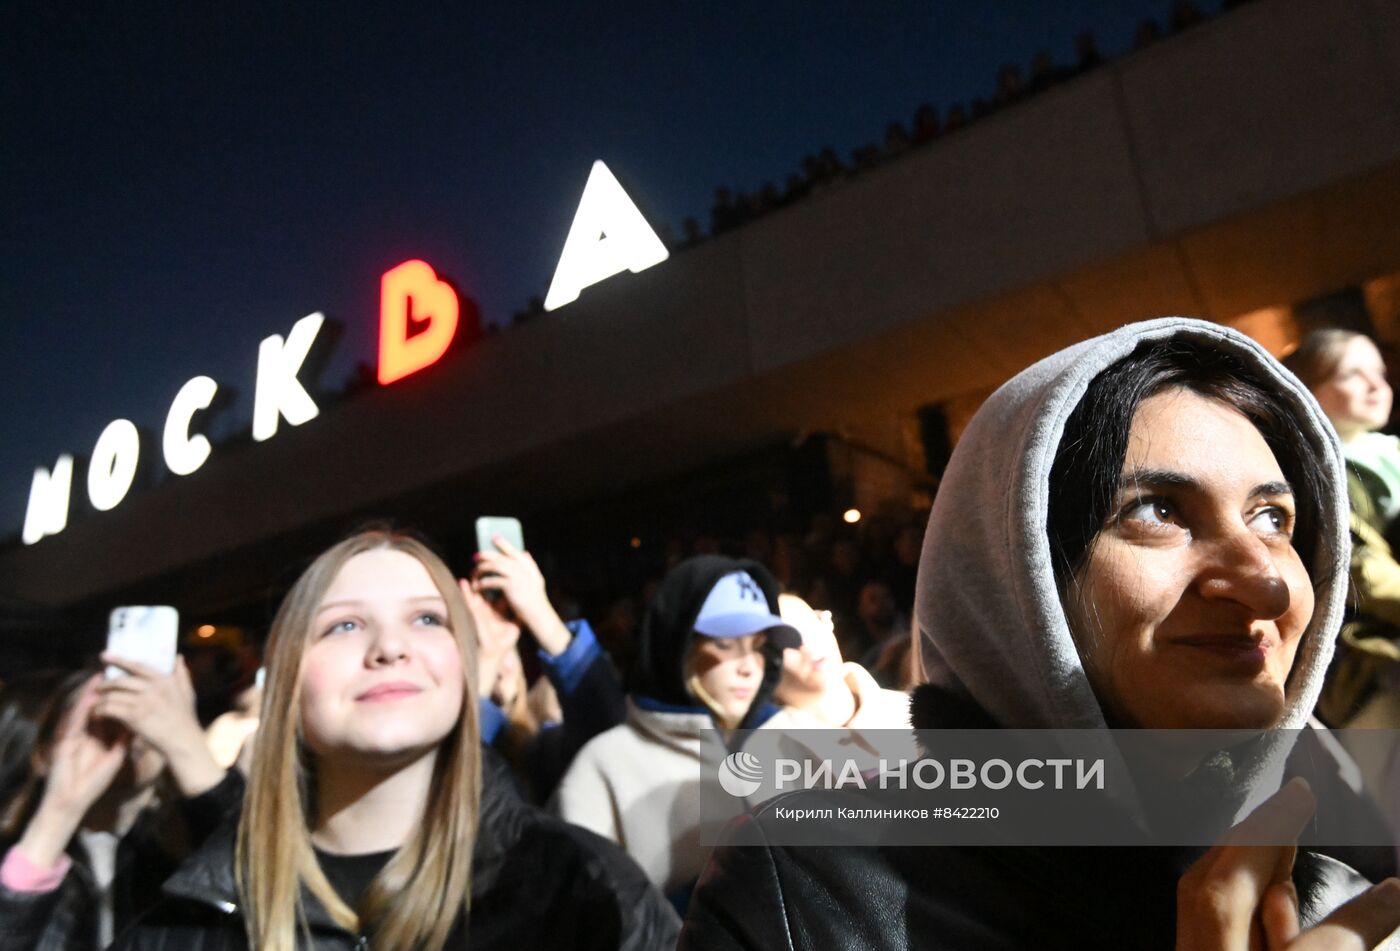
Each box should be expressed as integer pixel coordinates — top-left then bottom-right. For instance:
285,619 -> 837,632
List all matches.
1118,469 -> 1294,499
315,595 -> 445,613
1249,480 -> 1294,498
1118,468 -> 1197,491
316,598 -> 364,612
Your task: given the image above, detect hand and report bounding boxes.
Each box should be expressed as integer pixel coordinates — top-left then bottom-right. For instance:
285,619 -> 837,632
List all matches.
473,537 -> 573,656
461,579 -> 522,700
96,655 -> 224,797
1176,778 -> 1400,949
19,675 -> 130,869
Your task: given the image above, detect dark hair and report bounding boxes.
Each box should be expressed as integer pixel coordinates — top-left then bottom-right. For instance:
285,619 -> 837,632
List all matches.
1047,337 -> 1327,591
0,667 -> 95,838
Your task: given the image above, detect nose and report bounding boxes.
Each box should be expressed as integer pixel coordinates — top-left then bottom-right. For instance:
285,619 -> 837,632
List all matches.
735,644 -> 763,678
1196,525 -> 1292,621
366,621 -> 411,667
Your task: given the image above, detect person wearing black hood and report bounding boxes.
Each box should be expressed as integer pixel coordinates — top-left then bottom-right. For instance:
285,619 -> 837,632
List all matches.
554,555 -> 799,910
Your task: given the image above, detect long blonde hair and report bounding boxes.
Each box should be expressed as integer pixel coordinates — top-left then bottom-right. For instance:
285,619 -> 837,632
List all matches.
236,529 -> 481,951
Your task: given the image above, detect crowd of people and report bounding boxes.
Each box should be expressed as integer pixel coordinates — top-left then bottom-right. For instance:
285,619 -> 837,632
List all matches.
4,315 -> 1400,949
570,512 -> 926,706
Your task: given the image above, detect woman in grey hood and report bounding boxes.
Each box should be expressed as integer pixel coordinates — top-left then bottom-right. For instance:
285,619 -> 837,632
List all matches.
681,318 -> 1400,950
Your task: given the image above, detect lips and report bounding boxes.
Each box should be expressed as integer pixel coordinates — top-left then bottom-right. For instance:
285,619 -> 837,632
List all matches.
355,681 -> 423,702
1171,633 -> 1272,669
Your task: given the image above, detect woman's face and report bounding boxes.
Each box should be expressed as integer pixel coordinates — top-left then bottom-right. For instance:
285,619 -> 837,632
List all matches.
690,633 -> 766,725
300,549 -> 465,768
1311,335 -> 1391,438
1066,388 -> 1314,730
775,594 -> 844,701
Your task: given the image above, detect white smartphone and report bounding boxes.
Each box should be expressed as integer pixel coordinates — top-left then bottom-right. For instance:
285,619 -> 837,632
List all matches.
105,606 -> 179,680
475,516 -> 524,554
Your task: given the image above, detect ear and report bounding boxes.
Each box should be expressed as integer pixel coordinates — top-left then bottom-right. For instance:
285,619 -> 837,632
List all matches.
29,743 -> 50,779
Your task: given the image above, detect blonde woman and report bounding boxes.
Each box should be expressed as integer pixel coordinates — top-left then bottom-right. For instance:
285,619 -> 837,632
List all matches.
1284,330 -> 1400,731
113,528 -> 678,950
554,555 -> 799,910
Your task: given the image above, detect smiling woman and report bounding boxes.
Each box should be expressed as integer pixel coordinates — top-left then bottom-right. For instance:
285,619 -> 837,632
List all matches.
231,532 -> 481,951
299,549 -> 465,775
681,319 -> 1400,951
111,528 -> 680,951
1047,344 -> 1329,732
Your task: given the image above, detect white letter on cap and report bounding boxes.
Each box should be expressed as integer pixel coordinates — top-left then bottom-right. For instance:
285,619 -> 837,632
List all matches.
252,312 -> 324,442
543,160 -> 669,311
22,454 -> 74,545
163,375 -> 218,476
87,419 -> 140,512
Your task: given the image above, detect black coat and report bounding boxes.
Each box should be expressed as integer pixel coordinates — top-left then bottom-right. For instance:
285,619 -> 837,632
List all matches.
0,769 -> 243,951
109,752 -> 680,951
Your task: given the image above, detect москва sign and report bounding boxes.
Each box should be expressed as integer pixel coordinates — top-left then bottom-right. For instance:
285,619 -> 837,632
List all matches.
20,160 -> 668,545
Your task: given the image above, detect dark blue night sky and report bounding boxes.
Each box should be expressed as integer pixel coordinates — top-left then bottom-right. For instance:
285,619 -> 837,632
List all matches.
0,1 -> 1200,540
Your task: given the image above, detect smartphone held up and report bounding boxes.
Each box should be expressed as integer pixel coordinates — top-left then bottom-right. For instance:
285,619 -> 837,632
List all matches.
105,605 -> 179,680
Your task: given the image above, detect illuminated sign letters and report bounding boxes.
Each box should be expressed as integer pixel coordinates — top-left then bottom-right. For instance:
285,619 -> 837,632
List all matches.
252,312 -> 325,442
377,260 -> 460,385
162,375 -> 219,476
22,314 -> 324,545
21,455 -> 73,545
19,160 -> 670,543
87,419 -> 141,512
544,160 -> 670,311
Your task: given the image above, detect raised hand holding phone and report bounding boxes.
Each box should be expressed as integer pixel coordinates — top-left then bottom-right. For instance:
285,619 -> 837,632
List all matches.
95,606 -> 223,797
472,524 -> 572,657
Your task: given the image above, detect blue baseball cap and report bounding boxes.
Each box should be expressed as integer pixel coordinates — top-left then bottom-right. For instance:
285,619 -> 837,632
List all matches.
693,571 -> 801,649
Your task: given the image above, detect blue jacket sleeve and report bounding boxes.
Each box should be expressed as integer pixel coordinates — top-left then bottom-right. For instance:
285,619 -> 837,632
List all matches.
537,618 -> 604,697
538,619 -> 627,738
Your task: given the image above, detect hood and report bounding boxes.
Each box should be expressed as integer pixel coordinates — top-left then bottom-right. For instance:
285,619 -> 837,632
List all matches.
914,317 -> 1349,734
631,554 -> 787,730
625,697 -> 714,757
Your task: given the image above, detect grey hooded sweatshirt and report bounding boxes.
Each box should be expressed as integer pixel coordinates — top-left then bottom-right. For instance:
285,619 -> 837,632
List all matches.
681,318 -> 1393,950
914,317 -> 1347,737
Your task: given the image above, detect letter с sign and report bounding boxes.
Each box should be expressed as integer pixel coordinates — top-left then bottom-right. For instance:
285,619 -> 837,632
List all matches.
20,160 -> 668,544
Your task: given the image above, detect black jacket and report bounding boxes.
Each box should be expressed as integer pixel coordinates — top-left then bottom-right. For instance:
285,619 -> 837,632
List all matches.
110,751 -> 680,950
521,648 -> 627,801
678,685 -> 1390,950
0,769 -> 243,951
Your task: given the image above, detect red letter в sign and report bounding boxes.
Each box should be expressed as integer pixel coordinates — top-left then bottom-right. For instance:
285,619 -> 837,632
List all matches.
378,259 -> 460,385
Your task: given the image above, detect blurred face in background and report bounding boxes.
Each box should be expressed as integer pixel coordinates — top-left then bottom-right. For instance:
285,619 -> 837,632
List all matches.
775,594 -> 845,703
299,549 -> 464,770
858,582 -> 897,630
688,633 -> 766,728
1311,335 -> 1391,440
